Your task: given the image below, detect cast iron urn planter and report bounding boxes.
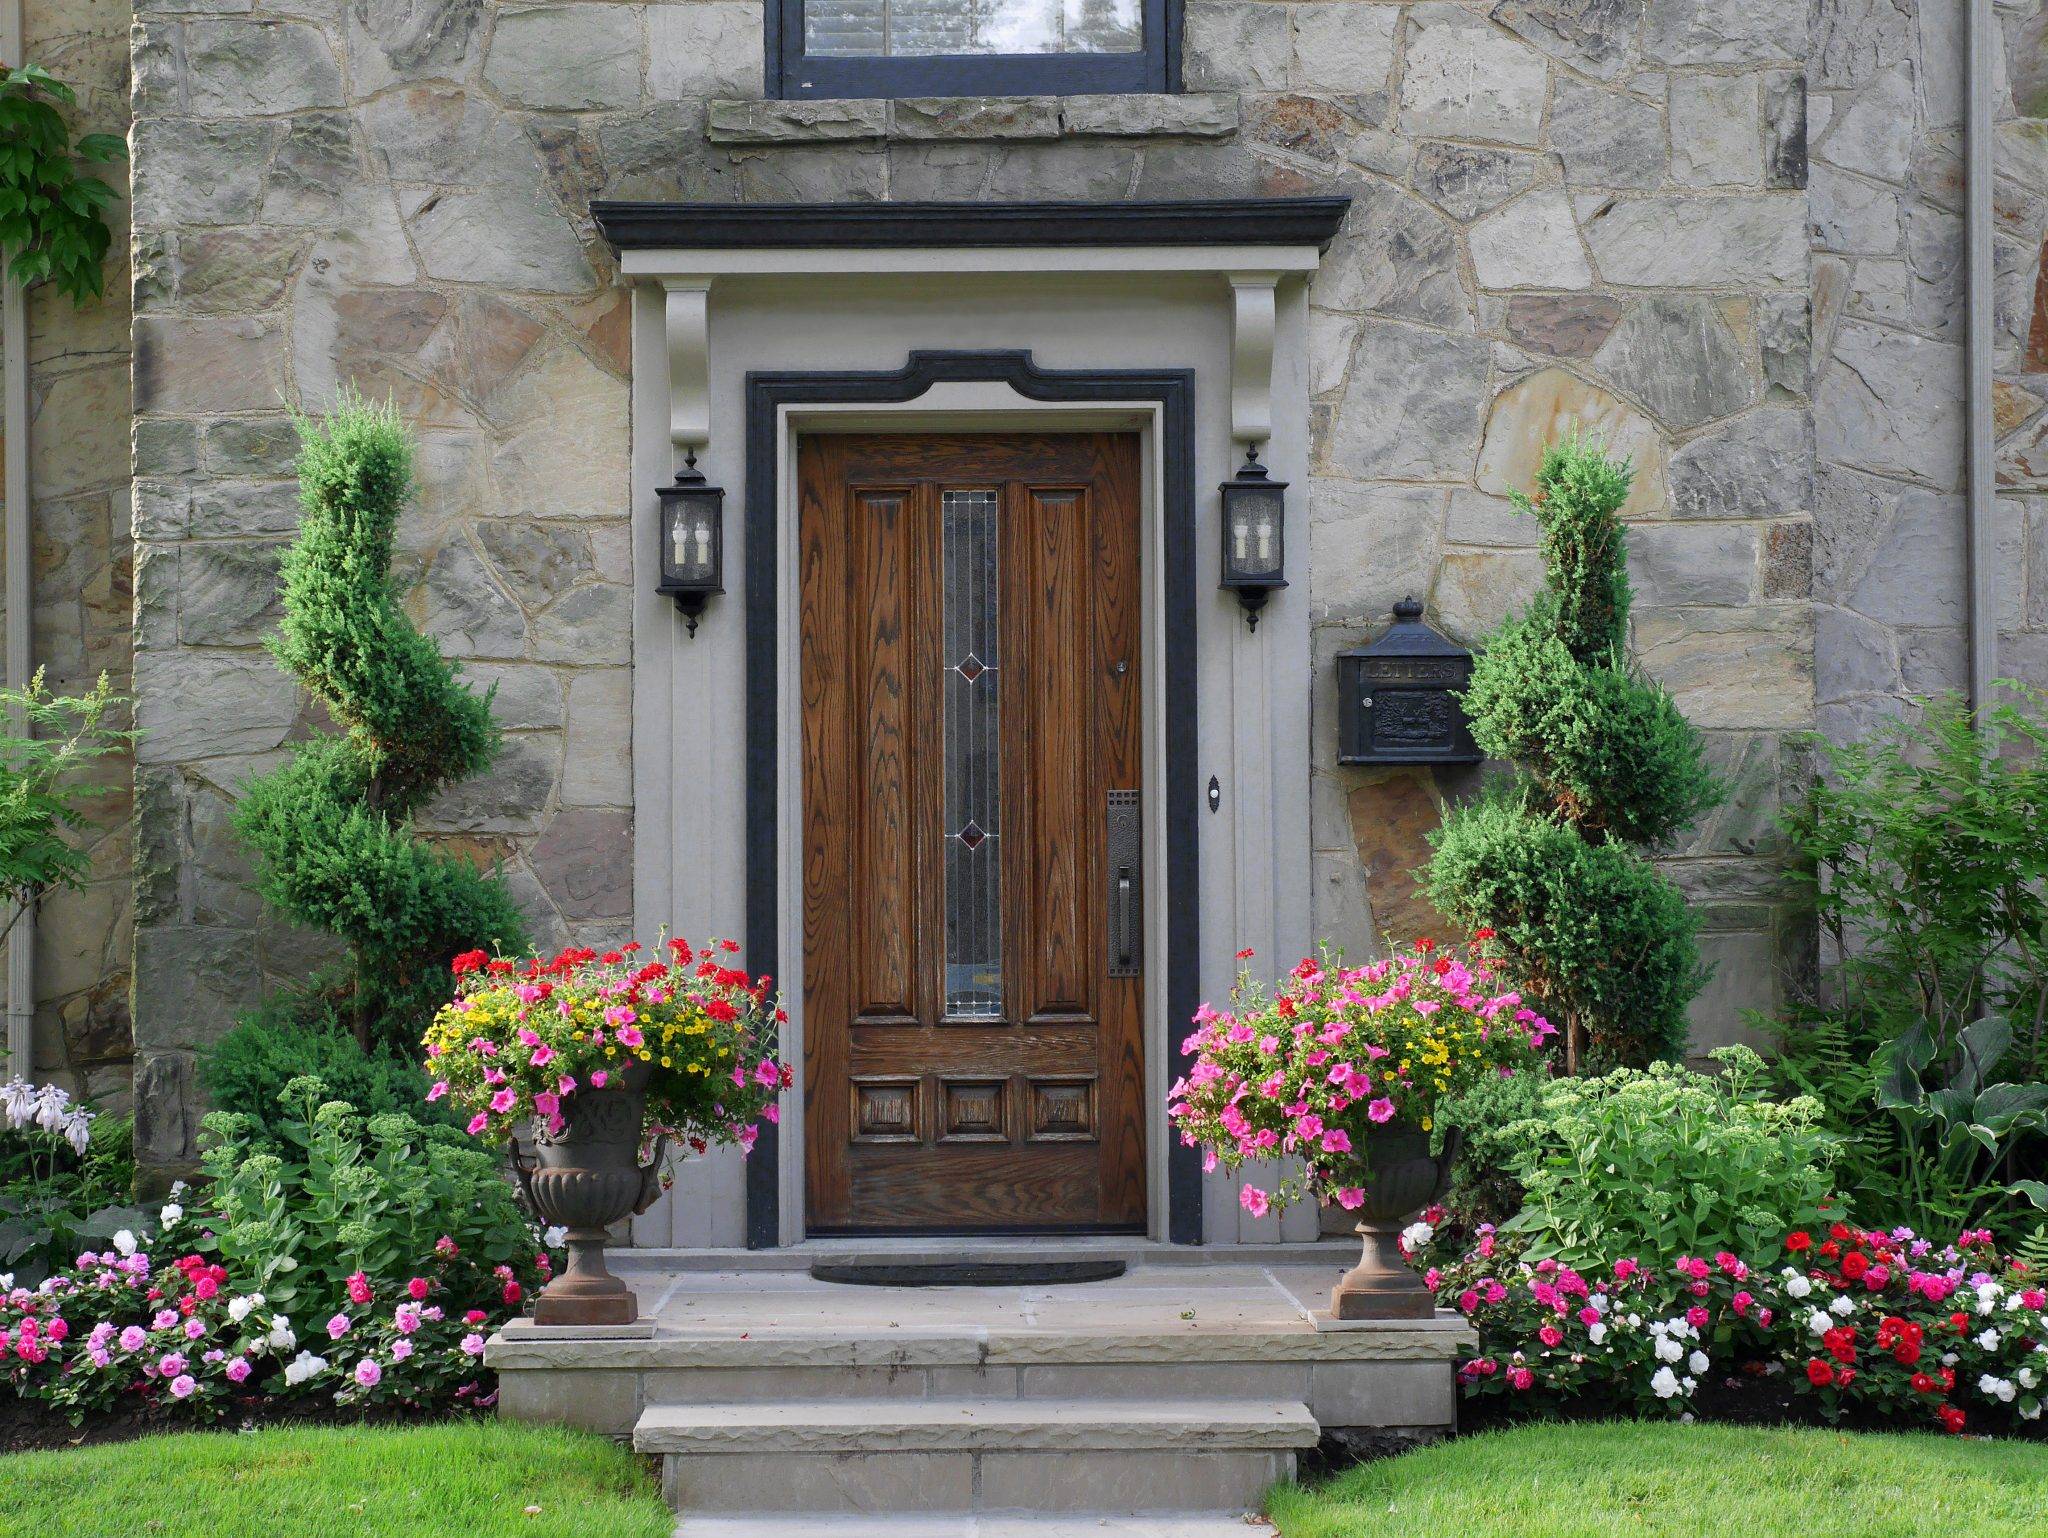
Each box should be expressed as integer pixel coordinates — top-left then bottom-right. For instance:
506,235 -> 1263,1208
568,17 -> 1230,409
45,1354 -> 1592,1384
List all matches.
1330,1124 -> 1460,1320
510,1063 -> 667,1327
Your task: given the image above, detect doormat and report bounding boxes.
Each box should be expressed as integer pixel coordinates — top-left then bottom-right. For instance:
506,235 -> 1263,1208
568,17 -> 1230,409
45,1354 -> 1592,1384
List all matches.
809,1260 -> 1128,1287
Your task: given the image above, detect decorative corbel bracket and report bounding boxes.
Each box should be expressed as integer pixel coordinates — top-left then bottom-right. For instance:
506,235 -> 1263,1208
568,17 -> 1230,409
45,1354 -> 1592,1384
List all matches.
1227,271 -> 1280,447
662,276 -> 713,453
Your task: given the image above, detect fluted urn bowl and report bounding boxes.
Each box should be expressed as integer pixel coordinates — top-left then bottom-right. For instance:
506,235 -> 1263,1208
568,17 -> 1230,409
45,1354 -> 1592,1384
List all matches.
1329,1124 -> 1459,1321
511,1066 -> 665,1327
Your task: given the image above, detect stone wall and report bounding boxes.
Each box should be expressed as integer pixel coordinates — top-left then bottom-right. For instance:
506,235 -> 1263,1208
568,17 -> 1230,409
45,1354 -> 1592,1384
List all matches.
120,0 -> 2041,1175
1810,0 -> 2048,739
6,0 -> 136,1105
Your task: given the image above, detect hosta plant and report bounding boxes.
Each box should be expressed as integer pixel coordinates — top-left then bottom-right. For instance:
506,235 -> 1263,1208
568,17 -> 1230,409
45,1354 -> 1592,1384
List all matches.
1168,938 -> 1554,1218
423,938 -> 788,1154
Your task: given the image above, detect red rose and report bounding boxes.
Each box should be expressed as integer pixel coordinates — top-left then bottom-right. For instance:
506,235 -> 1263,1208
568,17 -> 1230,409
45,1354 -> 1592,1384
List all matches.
1910,1372 -> 1938,1394
1785,1232 -> 1812,1253
1951,1312 -> 1970,1333
1841,1251 -> 1870,1281
1937,1405 -> 1966,1434
1806,1359 -> 1835,1387
1893,1340 -> 1921,1367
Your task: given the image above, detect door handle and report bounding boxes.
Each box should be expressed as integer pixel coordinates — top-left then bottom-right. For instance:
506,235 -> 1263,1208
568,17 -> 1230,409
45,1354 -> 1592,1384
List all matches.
1107,789 -> 1141,978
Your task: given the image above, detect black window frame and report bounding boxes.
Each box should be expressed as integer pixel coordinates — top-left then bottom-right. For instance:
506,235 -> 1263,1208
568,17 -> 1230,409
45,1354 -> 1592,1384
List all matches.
767,0 -> 1179,99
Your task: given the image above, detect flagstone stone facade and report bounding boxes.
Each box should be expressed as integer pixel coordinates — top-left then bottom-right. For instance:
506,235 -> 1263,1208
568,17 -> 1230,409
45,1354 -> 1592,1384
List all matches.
5,0 -> 2046,1193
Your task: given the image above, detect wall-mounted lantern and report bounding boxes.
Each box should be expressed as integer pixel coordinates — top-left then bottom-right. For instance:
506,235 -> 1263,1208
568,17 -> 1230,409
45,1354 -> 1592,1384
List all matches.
1219,446 -> 1287,629
656,450 -> 724,637
1335,597 -> 1482,766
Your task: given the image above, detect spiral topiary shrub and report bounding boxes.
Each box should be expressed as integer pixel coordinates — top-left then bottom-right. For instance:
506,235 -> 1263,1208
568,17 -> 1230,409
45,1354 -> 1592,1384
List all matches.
1427,437 -> 1719,1072
233,392 -> 527,1052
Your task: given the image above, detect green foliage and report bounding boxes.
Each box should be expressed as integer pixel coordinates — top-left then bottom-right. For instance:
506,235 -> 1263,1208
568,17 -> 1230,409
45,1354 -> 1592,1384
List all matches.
1496,1046 -> 1839,1265
0,1092 -> 143,1286
233,394 -> 525,1051
1437,1064 -> 1550,1233
1769,686 -> 2048,1238
196,1075 -> 539,1320
201,980 -> 453,1129
1427,436 -> 1717,1070
0,64 -> 124,305
1427,787 -> 1707,1070
0,670 -> 132,947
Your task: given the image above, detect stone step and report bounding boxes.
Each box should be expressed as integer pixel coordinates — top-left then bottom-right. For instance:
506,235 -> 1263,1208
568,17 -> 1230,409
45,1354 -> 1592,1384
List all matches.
637,1397 -> 1317,1515
673,1515 -> 1272,1536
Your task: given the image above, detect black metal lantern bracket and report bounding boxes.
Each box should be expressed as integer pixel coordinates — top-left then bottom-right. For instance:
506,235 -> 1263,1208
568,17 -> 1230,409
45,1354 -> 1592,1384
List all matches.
1219,443 -> 1288,631
656,448 -> 725,637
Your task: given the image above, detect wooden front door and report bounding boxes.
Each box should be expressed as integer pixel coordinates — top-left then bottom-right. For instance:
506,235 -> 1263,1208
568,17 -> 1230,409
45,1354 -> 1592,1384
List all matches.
799,432 -> 1147,1233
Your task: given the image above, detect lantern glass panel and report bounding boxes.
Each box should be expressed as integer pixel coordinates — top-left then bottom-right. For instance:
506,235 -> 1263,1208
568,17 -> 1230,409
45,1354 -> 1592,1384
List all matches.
1224,482 -> 1285,582
664,494 -> 721,589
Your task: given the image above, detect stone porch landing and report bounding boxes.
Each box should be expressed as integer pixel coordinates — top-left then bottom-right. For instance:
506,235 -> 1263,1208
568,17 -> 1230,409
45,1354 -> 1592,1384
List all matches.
488,1242 -> 1472,1529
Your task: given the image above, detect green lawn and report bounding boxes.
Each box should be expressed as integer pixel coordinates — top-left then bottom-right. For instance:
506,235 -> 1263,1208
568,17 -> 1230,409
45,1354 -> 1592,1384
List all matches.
0,1420 -> 674,1538
1267,1422 -> 2048,1538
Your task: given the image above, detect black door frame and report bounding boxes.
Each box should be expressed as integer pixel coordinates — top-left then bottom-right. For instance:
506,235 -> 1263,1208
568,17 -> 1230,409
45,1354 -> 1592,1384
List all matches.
742,350 -> 1202,1247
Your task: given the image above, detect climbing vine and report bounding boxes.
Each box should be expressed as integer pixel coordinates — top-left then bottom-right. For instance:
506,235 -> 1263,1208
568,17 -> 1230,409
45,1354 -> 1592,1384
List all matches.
234,393 -> 527,1050
0,64 -> 124,304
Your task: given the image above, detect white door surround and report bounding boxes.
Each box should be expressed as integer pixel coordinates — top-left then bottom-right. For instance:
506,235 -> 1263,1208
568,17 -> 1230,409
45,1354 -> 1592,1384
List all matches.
609,198 -> 1346,1249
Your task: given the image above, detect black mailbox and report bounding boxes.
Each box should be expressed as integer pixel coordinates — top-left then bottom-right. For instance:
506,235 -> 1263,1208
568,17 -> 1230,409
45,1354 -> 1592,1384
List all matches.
1335,597 -> 1482,766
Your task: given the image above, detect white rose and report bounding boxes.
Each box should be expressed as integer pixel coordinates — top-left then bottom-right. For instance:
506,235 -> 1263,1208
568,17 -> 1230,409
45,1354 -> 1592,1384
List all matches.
1689,1350 -> 1710,1375
1977,1329 -> 2002,1352
1587,1321 -> 1607,1345
1785,1275 -> 1812,1300
1401,1220 -> 1434,1248
268,1317 -> 296,1351
112,1229 -> 137,1257
282,1350 -> 328,1386
1650,1366 -> 1681,1399
2018,1367 -> 2038,1390
1626,1313 -> 1641,1328
1655,1336 -> 1684,1364
228,1297 -> 254,1324
2020,1401 -> 2041,1421
1808,1310 -> 1833,1335
159,1203 -> 184,1227
1942,1351 -> 1960,1367
1829,1295 -> 1855,1317
544,1226 -> 568,1248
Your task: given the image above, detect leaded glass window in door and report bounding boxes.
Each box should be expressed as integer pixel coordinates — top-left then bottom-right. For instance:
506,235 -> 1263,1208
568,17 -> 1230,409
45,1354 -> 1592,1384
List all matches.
941,489 -> 1003,1020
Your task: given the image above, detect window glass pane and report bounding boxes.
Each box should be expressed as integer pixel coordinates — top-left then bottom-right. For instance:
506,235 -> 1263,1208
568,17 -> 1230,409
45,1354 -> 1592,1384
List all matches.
941,490 -> 1003,1020
804,0 -> 1140,56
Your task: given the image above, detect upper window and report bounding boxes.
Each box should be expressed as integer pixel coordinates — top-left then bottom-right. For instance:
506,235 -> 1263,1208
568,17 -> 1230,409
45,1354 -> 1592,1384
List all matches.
770,0 -> 1176,98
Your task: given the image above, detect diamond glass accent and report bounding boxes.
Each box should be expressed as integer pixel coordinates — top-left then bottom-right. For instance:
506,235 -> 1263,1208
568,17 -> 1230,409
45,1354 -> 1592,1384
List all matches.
804,0 -> 1140,57
942,489 -> 1003,1019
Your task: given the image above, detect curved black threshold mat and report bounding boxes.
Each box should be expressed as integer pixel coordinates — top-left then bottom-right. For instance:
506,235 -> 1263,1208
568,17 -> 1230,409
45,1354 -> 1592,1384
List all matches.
808,1260 -> 1127,1288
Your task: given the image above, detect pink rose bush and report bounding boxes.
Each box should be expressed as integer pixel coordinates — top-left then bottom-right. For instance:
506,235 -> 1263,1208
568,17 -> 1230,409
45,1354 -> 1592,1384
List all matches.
425,939 -> 787,1156
1168,938 -> 1553,1213
1426,1214 -> 2046,1435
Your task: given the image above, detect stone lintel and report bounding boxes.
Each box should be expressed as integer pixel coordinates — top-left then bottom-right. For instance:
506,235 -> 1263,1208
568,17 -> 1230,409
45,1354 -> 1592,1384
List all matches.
706,93 -> 1239,145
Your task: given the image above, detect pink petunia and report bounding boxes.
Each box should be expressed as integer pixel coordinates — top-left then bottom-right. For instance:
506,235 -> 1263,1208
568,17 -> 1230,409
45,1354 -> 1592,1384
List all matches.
489,1088 -> 518,1114
1239,1185 -> 1270,1219
1367,1097 -> 1395,1124
1335,1187 -> 1366,1210
426,1081 -> 449,1102
467,1112 -> 490,1135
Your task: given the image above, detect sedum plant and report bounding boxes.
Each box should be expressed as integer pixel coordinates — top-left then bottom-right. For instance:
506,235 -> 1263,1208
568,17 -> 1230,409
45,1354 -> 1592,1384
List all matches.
1427,437 -> 1718,1070
232,392 -> 526,1051
1493,1046 -> 1839,1267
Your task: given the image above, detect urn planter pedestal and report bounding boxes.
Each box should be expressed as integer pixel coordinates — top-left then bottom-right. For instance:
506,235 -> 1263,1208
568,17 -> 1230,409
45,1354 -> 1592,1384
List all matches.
511,1066 -> 666,1328
1329,1125 -> 1458,1321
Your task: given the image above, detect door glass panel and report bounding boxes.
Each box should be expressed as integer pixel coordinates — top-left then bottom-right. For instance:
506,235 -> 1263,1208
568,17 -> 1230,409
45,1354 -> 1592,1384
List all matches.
942,489 -> 1003,1019
804,0 -> 1141,56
